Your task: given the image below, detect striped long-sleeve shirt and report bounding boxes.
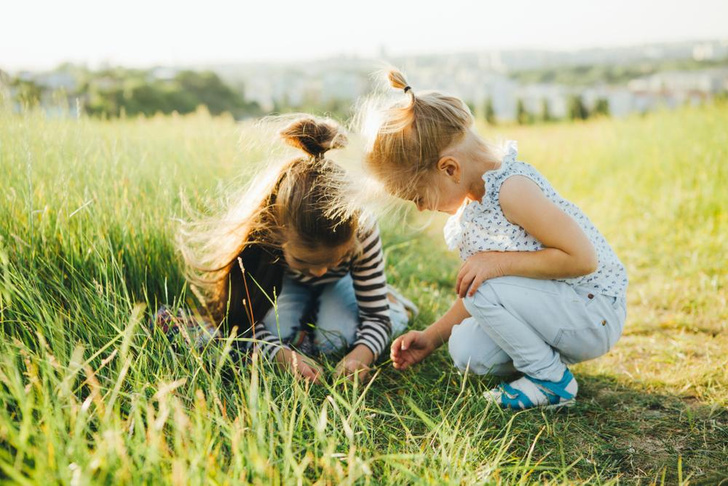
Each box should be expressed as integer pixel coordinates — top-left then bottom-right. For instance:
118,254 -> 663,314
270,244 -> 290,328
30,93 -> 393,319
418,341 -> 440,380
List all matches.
252,224 -> 391,360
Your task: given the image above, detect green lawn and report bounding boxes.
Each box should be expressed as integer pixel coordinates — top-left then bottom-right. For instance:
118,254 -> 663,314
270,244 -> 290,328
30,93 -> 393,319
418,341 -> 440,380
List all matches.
1,102 -> 726,484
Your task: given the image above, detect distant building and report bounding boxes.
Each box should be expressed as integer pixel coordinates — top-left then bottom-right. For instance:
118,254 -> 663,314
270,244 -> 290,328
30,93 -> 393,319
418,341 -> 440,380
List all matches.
516,84 -> 569,119
628,69 -> 728,110
148,67 -> 179,82
629,69 -> 728,94
33,70 -> 77,92
213,41 -> 728,122
320,71 -> 367,103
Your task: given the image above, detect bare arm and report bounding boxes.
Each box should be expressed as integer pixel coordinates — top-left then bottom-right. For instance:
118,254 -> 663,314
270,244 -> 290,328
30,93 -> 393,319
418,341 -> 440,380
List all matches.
421,298 -> 471,347
499,175 -> 597,277
457,175 -> 597,297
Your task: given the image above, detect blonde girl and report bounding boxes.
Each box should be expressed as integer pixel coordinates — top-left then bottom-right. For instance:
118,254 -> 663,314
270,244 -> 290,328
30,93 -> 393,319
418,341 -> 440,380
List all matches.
176,116 -> 411,383
358,70 -> 627,409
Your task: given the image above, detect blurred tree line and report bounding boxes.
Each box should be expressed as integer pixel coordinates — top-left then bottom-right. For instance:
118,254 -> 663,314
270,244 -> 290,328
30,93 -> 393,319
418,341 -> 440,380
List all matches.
510,57 -> 728,86
480,95 -> 610,126
3,65 -> 263,119
271,95 -> 352,121
4,64 -> 617,123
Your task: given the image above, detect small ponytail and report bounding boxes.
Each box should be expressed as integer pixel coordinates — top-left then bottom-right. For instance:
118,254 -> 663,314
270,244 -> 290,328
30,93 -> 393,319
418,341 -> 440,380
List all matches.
388,69 -> 415,105
279,117 -> 348,159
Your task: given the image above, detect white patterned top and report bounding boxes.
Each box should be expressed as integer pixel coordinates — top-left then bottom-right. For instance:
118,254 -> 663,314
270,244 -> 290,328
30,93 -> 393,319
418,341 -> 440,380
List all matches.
443,142 -> 628,299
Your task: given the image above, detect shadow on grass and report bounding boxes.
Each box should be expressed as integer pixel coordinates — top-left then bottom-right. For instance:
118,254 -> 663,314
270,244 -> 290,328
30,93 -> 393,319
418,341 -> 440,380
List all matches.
423,369 -> 728,484
559,374 -> 728,484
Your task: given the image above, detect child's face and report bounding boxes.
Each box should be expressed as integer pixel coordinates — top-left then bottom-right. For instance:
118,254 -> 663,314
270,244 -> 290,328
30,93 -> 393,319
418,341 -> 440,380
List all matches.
407,170 -> 470,215
282,236 -> 356,278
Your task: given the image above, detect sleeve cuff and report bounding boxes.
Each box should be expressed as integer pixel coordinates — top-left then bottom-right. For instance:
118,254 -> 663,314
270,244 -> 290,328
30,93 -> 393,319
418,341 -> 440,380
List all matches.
352,338 -> 384,361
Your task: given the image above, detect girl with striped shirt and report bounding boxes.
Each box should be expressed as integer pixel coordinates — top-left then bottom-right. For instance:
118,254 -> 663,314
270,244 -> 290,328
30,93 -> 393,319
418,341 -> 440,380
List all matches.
176,116 -> 411,383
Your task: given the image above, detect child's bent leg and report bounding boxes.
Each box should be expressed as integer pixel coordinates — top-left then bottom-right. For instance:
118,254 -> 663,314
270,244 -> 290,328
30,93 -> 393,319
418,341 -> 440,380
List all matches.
462,277 -> 566,382
261,275 -> 313,346
448,317 -> 516,376
315,275 -> 360,354
462,276 -> 622,382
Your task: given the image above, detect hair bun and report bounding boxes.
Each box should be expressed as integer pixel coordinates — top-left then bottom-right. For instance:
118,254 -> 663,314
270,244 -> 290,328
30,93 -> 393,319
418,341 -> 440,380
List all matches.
280,117 -> 347,159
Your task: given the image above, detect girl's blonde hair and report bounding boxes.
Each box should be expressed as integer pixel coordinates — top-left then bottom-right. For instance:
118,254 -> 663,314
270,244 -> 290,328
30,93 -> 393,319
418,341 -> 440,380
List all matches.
360,69 -> 477,199
178,116 -> 356,331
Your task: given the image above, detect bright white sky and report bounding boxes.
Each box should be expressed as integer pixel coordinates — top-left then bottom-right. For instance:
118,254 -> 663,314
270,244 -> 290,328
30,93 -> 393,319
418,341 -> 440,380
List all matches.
3,0 -> 727,70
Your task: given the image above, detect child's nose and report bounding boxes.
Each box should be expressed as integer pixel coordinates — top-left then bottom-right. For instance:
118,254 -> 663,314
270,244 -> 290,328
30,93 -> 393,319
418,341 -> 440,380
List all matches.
309,267 -> 328,277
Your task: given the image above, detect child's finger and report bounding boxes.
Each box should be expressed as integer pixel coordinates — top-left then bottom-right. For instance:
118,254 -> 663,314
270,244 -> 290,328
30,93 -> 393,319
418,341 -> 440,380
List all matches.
391,349 -> 405,368
392,335 -> 403,351
392,357 -> 407,370
468,275 -> 486,297
392,353 -> 407,370
455,263 -> 469,294
391,336 -> 403,359
399,332 -> 417,351
458,273 -> 475,298
456,269 -> 469,296
401,356 -> 415,370
303,365 -> 322,384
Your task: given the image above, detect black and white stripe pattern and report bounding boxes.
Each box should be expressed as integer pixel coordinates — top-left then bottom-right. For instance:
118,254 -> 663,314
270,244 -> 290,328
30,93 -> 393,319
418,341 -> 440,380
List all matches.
253,224 -> 391,360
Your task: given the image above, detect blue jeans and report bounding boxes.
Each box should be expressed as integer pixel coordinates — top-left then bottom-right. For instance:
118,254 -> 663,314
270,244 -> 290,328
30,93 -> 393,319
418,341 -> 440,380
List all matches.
450,276 -> 627,382
262,274 -> 408,355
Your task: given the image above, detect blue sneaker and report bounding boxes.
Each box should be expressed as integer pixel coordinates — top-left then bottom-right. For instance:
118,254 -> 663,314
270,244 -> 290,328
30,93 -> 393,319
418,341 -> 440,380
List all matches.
485,368 -> 578,410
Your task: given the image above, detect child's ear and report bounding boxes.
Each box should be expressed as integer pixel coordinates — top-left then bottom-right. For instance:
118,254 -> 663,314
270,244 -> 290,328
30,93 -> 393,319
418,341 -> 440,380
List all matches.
437,156 -> 461,180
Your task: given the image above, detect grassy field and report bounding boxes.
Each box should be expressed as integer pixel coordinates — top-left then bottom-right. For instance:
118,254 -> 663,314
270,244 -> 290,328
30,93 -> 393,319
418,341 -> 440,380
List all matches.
1,101 -> 727,484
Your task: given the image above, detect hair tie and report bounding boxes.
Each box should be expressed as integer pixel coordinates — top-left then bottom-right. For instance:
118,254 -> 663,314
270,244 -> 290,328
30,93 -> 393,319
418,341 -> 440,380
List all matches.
403,86 -> 412,94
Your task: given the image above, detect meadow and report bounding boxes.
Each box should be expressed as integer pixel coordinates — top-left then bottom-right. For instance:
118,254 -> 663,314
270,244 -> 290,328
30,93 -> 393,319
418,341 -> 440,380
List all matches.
0,100 -> 726,484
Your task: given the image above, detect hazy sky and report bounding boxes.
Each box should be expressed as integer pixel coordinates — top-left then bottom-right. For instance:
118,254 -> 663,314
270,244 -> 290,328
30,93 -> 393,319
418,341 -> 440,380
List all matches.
3,0 -> 727,70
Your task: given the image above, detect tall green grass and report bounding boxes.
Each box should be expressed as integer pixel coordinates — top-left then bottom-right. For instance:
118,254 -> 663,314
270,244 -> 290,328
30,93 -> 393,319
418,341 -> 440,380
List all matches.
1,102 -> 726,484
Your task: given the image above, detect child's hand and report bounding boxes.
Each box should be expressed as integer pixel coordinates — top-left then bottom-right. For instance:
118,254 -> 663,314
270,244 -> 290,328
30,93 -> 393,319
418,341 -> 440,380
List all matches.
391,331 -> 436,370
335,358 -> 371,383
456,251 -> 508,298
275,348 -> 323,384
335,344 -> 374,383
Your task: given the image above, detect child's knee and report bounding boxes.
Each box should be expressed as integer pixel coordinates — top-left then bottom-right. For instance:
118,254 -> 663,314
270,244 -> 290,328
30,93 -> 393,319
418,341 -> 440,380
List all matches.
449,318 -> 513,375
314,328 -> 355,354
448,323 -> 471,372
448,319 -> 484,372
314,306 -> 358,353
